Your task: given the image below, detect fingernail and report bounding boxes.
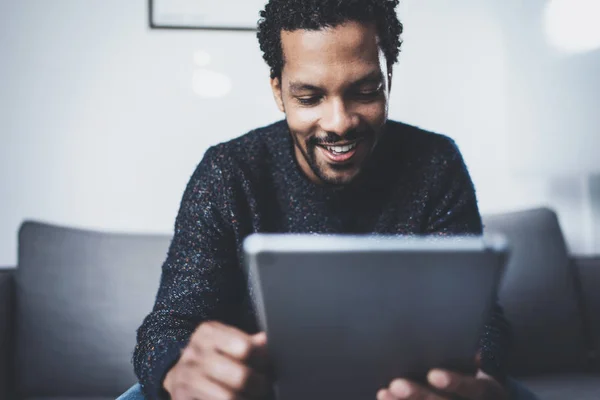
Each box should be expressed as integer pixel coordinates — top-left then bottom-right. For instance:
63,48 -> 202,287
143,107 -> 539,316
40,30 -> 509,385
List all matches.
429,370 -> 450,388
390,380 -> 411,398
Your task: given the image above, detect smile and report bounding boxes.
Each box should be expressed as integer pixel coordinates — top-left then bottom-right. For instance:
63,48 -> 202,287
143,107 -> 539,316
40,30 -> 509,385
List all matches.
317,140 -> 362,163
322,142 -> 358,154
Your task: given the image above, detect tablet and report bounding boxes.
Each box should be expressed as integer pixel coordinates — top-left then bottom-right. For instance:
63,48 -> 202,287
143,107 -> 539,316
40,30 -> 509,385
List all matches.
243,234 -> 508,400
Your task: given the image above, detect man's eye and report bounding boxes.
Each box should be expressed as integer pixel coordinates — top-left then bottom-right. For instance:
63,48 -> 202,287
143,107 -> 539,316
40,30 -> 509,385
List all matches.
355,90 -> 381,99
296,96 -> 321,106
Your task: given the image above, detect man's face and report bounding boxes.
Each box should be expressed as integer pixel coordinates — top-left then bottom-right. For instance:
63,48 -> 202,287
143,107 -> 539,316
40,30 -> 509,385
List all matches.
271,21 -> 391,186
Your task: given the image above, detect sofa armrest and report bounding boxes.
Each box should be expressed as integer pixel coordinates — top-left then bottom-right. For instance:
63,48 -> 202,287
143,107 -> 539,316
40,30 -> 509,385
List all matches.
0,268 -> 15,400
573,256 -> 600,370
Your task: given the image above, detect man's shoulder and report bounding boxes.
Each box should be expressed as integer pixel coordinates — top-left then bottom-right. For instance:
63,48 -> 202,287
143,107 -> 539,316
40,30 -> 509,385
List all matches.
385,120 -> 462,165
386,120 -> 456,150
200,120 -> 287,183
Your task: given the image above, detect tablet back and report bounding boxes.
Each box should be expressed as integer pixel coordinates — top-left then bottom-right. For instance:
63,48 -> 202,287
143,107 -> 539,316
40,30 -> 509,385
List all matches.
244,235 -> 507,400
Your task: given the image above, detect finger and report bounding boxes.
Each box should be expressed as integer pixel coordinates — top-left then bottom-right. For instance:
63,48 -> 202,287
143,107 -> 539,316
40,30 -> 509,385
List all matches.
170,385 -> 205,400
427,369 -> 489,399
248,332 -> 270,371
388,378 -> 445,400
169,387 -> 195,400
201,350 -> 270,398
182,374 -> 249,400
377,388 -> 398,400
166,363 -> 243,400
193,321 -> 256,362
251,332 -> 267,346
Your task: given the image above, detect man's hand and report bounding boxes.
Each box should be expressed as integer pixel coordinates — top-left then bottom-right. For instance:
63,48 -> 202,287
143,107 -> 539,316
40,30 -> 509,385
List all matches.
164,321 -> 271,400
377,370 -> 508,400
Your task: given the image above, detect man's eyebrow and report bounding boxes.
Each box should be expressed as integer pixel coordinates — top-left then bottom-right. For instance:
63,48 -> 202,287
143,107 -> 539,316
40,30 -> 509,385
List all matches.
288,82 -> 323,93
349,71 -> 384,87
288,71 -> 384,94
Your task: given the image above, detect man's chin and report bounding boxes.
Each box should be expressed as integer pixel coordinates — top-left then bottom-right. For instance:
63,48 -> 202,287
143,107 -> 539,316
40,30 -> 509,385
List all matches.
309,154 -> 366,186
318,169 -> 361,187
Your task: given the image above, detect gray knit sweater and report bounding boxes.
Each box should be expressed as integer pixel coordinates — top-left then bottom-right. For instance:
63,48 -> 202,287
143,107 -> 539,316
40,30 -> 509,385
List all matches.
133,120 -> 510,399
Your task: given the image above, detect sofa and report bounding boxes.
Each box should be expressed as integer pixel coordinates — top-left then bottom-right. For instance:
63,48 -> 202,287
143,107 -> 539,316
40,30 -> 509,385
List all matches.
0,207 -> 598,400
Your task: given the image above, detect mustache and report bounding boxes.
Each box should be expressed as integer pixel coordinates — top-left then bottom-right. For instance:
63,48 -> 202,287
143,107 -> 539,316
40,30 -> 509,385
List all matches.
307,130 -> 371,146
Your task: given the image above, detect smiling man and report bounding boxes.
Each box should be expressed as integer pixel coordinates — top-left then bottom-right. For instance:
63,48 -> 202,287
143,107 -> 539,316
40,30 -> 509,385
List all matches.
116,1 -> 540,400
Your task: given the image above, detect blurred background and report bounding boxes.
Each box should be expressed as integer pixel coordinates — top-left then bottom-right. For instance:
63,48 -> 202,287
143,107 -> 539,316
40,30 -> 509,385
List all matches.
1,0 -> 599,266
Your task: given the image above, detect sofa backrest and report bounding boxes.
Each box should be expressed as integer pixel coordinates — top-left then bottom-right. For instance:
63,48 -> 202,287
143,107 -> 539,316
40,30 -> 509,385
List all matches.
15,221 -> 170,399
483,208 -> 589,376
12,208 -> 592,396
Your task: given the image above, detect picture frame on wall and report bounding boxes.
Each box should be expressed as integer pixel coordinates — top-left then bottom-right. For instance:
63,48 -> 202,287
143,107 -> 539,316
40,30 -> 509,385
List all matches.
149,0 -> 267,31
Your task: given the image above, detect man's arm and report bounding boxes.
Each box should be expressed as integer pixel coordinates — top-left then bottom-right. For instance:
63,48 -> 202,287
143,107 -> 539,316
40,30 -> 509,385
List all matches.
133,146 -> 243,400
424,138 -> 483,236
423,138 -> 511,384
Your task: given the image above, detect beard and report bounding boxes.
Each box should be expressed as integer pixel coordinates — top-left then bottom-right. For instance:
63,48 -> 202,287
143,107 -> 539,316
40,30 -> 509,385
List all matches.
291,128 -> 376,187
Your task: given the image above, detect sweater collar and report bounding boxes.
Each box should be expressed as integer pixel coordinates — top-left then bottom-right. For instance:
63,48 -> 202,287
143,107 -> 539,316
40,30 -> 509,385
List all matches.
276,120 -> 388,202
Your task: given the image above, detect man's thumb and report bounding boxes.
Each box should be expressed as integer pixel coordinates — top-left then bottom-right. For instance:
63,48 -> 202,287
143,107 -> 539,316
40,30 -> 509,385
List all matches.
251,331 -> 267,346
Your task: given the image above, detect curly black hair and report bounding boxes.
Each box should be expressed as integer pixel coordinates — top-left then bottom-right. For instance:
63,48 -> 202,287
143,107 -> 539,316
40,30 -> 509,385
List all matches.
257,0 -> 403,79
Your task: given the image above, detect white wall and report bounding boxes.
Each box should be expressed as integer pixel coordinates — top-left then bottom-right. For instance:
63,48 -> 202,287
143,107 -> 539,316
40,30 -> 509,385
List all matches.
392,0 -> 599,254
1,0 -> 598,266
0,0 -> 280,267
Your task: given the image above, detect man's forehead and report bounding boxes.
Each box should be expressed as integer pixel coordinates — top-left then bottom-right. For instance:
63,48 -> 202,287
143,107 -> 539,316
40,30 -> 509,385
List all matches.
280,21 -> 381,64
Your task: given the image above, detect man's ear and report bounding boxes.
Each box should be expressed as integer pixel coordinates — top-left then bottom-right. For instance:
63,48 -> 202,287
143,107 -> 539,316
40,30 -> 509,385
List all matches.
387,67 -> 393,92
270,76 -> 285,113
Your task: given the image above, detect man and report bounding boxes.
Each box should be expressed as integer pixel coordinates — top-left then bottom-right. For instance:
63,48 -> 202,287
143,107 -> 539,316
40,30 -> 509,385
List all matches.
122,0 -> 525,399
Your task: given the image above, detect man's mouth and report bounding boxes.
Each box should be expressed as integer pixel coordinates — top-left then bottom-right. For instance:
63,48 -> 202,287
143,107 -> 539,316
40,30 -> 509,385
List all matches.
321,142 -> 359,154
316,140 -> 362,163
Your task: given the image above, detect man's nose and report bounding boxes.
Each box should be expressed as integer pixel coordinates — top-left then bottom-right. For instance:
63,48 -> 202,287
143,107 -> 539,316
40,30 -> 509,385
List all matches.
319,98 -> 358,137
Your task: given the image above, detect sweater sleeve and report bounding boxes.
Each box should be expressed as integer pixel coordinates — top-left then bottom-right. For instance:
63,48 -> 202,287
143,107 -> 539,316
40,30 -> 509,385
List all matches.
423,138 -> 483,235
423,138 -> 511,383
133,146 -> 242,400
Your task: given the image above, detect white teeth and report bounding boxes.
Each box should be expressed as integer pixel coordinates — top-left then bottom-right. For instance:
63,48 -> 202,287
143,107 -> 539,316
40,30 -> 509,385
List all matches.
326,143 -> 358,154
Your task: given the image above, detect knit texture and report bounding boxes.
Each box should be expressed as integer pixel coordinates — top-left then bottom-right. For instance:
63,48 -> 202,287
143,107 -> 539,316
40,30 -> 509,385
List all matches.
133,120 -> 510,399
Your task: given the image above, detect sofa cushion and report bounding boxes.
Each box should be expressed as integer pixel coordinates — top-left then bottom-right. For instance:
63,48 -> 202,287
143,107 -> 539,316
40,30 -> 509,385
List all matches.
520,373 -> 600,400
483,208 -> 589,375
15,221 -> 171,398
574,256 -> 600,369
0,269 -> 15,400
